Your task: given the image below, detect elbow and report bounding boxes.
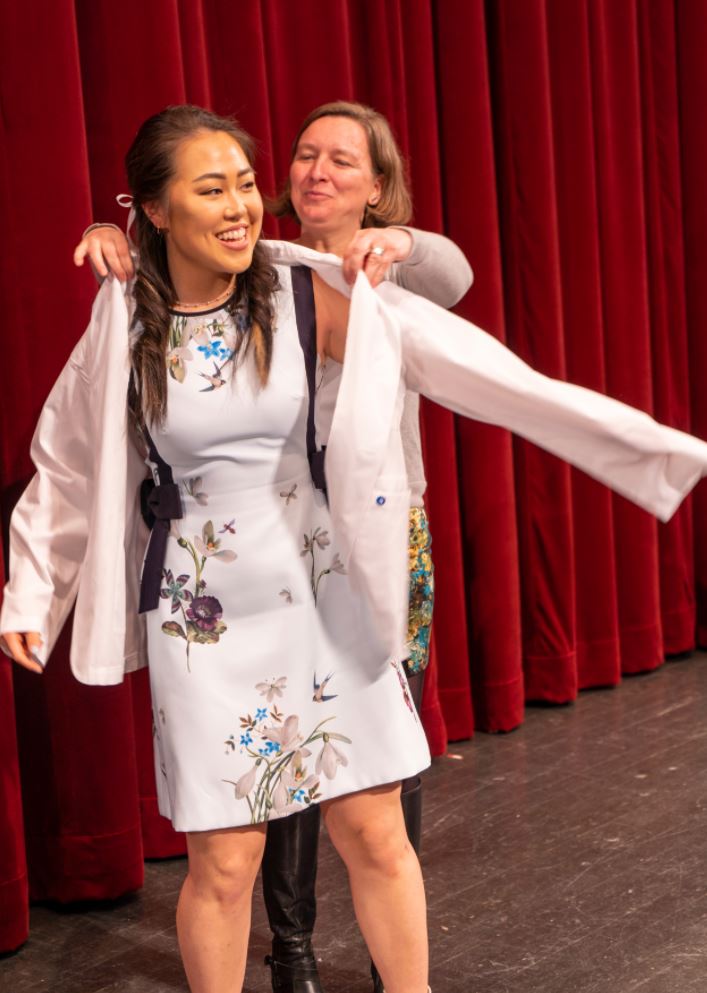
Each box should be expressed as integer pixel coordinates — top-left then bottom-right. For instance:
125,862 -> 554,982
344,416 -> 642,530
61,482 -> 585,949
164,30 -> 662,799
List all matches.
460,258 -> 474,296
445,256 -> 474,308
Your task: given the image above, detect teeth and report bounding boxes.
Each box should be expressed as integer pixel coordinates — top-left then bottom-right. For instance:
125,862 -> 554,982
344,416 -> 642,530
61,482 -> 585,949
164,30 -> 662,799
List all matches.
217,228 -> 247,242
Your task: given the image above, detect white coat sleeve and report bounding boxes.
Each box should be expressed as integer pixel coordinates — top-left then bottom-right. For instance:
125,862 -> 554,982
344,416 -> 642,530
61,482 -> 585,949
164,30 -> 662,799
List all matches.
0,335 -> 93,664
378,283 -> 707,523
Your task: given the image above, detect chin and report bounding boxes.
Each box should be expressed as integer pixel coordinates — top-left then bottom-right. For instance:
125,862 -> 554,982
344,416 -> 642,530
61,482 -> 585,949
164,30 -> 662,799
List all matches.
299,209 -> 331,227
219,250 -> 255,273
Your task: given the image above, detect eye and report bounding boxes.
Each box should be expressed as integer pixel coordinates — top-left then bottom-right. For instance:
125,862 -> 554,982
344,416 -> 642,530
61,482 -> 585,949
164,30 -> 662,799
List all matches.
200,188 -> 222,197
240,181 -> 256,192
334,159 -> 351,167
297,153 -> 315,161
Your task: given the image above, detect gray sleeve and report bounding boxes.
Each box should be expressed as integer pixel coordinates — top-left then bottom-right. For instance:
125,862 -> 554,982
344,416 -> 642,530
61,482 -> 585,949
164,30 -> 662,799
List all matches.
388,226 -> 473,308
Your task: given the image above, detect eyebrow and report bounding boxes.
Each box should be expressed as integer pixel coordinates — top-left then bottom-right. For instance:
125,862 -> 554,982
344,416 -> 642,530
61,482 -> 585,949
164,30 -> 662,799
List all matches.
192,168 -> 255,182
297,142 -> 359,158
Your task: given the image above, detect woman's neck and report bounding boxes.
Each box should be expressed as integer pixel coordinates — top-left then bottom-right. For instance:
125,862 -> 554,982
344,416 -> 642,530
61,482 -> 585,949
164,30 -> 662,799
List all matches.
168,256 -> 234,307
296,226 -> 358,259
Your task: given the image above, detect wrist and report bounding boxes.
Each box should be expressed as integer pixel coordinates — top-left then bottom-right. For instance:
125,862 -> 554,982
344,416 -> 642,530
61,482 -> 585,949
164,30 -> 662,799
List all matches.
82,221 -> 122,240
390,226 -> 415,262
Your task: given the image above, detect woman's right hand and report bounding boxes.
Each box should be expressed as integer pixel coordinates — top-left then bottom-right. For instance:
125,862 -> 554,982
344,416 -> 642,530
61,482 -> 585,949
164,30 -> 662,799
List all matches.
73,225 -> 134,281
1,632 -> 44,674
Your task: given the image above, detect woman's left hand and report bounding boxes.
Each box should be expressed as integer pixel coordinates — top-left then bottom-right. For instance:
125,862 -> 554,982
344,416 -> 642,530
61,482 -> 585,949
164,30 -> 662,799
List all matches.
341,228 -> 413,288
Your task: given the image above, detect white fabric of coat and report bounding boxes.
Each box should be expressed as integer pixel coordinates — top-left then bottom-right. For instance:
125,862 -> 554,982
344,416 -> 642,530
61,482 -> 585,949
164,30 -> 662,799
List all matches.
3,240 -> 707,684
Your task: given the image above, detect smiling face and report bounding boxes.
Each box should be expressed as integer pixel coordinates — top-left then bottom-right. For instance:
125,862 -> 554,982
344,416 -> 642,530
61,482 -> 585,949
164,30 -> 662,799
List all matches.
289,115 -> 383,241
144,129 -> 263,302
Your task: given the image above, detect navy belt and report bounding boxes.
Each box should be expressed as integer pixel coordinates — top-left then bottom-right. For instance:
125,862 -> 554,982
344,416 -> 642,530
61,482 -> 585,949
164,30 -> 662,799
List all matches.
138,428 -> 183,614
291,265 -> 327,498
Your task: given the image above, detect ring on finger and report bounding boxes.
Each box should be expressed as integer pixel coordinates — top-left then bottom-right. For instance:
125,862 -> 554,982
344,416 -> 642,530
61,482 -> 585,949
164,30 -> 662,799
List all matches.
370,245 -> 385,257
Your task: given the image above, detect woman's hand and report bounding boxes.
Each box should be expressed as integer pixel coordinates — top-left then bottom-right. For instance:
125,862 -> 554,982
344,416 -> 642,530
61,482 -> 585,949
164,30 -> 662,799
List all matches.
1,631 -> 44,674
341,227 -> 413,288
73,225 -> 134,281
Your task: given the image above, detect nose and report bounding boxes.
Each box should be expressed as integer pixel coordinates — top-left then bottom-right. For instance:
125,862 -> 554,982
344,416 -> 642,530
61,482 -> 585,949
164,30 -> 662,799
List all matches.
224,190 -> 246,217
307,155 -> 327,182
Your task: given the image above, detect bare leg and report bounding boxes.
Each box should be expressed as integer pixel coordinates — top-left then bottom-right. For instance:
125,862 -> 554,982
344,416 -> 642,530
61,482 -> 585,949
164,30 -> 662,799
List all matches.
323,784 -> 428,993
176,824 -> 267,993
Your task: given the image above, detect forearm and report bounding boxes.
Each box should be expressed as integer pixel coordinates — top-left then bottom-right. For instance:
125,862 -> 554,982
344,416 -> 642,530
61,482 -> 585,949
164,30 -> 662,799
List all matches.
389,227 -> 473,307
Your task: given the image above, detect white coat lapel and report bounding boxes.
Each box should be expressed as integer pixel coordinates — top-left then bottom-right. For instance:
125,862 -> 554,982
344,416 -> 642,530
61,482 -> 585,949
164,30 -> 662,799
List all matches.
326,272 -> 405,565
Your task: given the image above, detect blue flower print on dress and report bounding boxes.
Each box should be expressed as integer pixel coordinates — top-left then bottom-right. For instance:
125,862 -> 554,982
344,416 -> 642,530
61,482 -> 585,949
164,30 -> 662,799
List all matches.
197,339 -> 233,362
223,677 -> 352,823
166,312 -> 245,386
258,741 -> 281,756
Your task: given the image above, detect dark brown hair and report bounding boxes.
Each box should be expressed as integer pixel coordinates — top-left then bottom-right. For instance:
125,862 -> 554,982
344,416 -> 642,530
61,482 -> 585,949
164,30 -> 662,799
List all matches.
126,105 -> 279,426
270,101 -> 412,228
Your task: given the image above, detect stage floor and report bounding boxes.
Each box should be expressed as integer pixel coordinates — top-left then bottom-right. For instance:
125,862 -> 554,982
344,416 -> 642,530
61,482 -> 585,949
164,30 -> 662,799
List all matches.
4,653 -> 707,993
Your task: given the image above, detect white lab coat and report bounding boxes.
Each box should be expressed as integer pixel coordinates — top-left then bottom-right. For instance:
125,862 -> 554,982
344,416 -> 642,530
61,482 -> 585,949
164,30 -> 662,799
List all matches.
3,240 -> 707,684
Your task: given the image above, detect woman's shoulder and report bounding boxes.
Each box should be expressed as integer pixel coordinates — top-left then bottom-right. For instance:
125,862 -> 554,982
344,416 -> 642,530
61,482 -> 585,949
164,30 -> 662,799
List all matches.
71,276 -> 133,380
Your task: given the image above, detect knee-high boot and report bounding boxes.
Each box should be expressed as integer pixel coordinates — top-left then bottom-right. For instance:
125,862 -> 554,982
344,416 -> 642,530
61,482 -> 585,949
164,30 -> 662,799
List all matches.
371,669 -> 425,993
263,804 -> 324,993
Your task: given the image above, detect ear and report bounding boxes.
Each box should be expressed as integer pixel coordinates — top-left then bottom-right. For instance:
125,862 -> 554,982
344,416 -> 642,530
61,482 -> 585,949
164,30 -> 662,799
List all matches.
368,175 -> 383,209
143,199 -> 169,232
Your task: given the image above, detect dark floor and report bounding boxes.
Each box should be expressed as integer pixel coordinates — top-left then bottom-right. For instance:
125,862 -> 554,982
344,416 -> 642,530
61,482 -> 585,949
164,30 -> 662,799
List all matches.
3,654 -> 707,993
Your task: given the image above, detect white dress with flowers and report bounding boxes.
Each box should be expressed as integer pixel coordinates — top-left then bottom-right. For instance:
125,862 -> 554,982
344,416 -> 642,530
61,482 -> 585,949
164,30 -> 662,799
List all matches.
144,268 -> 431,832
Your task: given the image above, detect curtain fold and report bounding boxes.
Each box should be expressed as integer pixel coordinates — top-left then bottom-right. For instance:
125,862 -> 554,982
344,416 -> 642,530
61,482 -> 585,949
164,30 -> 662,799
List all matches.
546,0 -> 622,690
675,0 -> 707,647
1,0 -> 705,950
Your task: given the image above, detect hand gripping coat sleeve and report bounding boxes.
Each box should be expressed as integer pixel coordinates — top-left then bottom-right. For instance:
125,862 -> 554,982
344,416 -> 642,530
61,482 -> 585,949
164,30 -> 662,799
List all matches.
0,341 -> 92,664
376,281 -> 707,523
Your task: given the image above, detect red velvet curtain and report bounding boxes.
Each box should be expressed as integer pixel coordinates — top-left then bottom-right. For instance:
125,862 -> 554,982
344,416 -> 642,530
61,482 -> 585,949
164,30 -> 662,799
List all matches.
1,0 -> 706,951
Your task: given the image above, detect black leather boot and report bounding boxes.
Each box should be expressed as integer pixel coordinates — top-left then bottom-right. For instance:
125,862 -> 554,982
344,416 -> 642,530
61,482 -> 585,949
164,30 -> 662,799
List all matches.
262,804 -> 324,993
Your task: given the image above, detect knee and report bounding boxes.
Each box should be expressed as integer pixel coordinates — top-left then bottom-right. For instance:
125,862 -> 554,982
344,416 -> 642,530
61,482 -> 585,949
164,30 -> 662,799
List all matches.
187,841 -> 262,907
329,817 -> 412,879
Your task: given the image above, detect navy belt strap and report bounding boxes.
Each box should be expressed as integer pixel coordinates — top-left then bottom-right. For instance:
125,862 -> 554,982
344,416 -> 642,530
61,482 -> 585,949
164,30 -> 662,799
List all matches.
138,427 -> 183,614
291,265 -> 327,495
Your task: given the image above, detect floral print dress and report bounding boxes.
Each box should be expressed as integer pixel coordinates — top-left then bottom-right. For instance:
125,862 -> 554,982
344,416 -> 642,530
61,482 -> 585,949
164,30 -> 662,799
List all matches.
144,268 -> 431,832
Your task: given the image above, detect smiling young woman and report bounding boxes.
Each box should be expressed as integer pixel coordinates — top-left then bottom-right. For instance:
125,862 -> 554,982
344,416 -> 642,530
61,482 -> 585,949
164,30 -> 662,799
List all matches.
3,105 -> 434,993
71,100 -> 472,993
